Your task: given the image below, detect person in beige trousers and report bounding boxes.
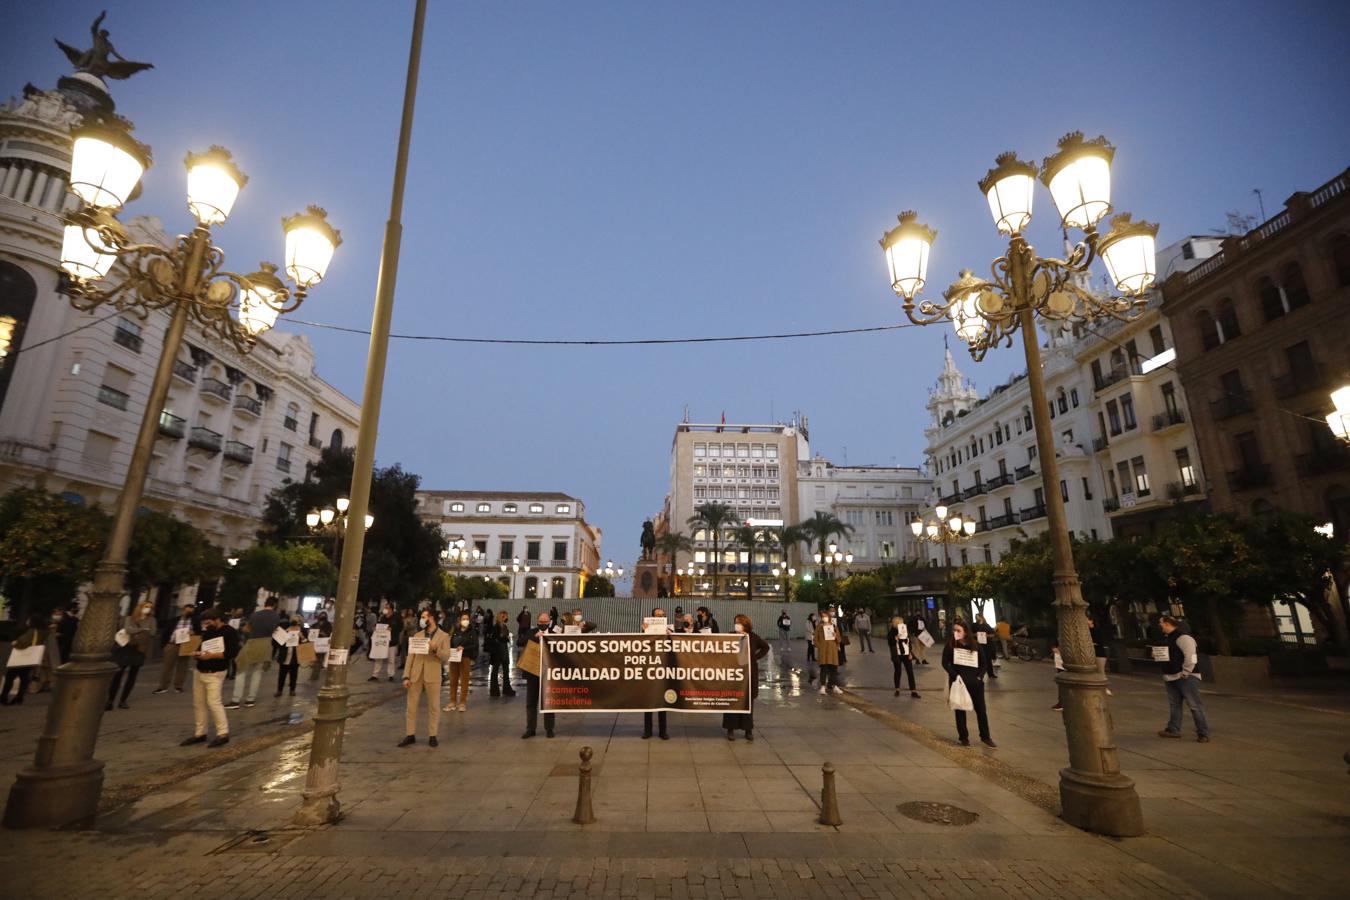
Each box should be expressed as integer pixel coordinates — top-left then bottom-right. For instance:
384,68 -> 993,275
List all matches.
398,611 -> 450,748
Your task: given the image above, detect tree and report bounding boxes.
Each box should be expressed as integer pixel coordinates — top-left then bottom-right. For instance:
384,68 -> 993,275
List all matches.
1240,512 -> 1348,651
273,543 -> 338,599
260,447 -> 443,608
1145,514 -> 1256,655
583,574 -> 615,598
794,511 -> 854,579
218,544 -> 285,612
0,488 -> 107,618
989,533 -> 1055,624
687,502 -> 737,598
778,523 -> 807,569
837,572 -> 888,619
729,524 -> 776,601
1074,536 -> 1161,639
946,562 -> 998,606
126,509 -> 225,602
654,530 -> 694,594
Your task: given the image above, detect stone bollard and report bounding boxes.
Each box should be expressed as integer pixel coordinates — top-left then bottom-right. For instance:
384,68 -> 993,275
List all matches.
819,761 -> 842,826
572,746 -> 596,825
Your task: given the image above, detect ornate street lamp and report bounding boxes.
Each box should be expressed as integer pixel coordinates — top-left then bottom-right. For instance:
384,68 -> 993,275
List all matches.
812,542 -> 853,581
440,537 -> 481,576
500,556 -> 532,598
876,132 -> 1151,837
6,115 -> 338,830
911,505 -> 978,568
1325,386 -> 1350,441
306,499 -> 372,565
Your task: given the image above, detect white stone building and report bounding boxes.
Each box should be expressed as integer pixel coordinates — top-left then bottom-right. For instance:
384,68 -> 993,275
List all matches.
415,490 -> 602,601
0,69 -> 360,604
794,454 -> 928,569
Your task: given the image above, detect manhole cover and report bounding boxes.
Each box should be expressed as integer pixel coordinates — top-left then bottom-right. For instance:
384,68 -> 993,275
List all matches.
896,801 -> 980,826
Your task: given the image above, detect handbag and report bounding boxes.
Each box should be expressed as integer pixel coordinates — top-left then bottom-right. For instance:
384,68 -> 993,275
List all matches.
948,677 -> 975,711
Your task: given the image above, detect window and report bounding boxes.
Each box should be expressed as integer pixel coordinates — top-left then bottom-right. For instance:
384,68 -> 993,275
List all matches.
1176,448 -> 1196,487
550,576 -> 566,598
477,502 -> 491,513
1161,381 -> 1179,418
1061,429 -> 1074,446
1106,400 -> 1122,435
1331,234 -> 1350,287
1258,276 -> 1285,321
1132,456 -> 1150,496
309,411 -> 319,439
503,503 -> 517,513
1235,431 -> 1262,469
766,445 -> 778,459
1284,262 -> 1311,310
1285,340 -> 1318,386
81,430 -> 116,467
1216,298 -> 1241,340
474,540 -> 488,557
845,509 -> 866,526
524,576 -> 538,599
880,541 -> 894,559
767,466 -> 779,479
450,502 -> 465,512
1117,461 -> 1132,496
556,504 -> 571,514
526,540 -> 541,561
694,443 -> 706,458
284,403 -> 299,431
1070,388 -> 1079,408
112,317 -> 142,352
694,486 -> 707,500
1081,477 -> 1093,500
983,545 -> 993,563
526,503 -> 542,513
1198,310 -> 1220,351
1022,407 -> 1032,431
1057,390 -> 1068,414
500,540 -> 514,559
1149,325 -> 1167,356
960,549 -> 969,565
278,442 -> 293,472
1060,480 -> 1069,502
1120,393 -> 1137,430
751,444 -> 763,458
329,428 -> 343,451
98,363 -> 132,410
553,541 -> 568,561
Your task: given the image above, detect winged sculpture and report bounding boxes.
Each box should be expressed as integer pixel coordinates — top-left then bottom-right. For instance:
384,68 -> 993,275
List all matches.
56,11 -> 153,81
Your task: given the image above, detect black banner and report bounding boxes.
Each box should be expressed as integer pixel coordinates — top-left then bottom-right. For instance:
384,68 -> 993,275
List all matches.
539,633 -> 751,713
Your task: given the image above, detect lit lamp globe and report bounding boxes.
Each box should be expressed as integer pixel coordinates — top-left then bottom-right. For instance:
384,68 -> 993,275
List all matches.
978,152 -> 1036,235
926,524 -> 939,538
963,520 -> 976,536
238,263 -> 285,335
949,516 -> 963,533
910,520 -> 923,537
185,146 -> 247,225
1098,214 -> 1160,296
363,514 -> 374,529
880,210 -> 936,300
305,512 -> 320,528
319,508 -> 335,525
68,123 -> 151,210
283,206 -> 342,288
336,498 -> 351,513
60,218 -> 121,281
945,271 -> 988,345
935,505 -> 948,520
1326,386 -> 1350,439
1041,132 -> 1114,230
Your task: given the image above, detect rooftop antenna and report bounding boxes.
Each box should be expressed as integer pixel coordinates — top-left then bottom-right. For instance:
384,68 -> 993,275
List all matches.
1253,188 -> 1266,221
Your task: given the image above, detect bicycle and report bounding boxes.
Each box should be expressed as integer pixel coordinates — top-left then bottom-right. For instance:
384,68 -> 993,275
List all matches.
1013,639 -> 1042,661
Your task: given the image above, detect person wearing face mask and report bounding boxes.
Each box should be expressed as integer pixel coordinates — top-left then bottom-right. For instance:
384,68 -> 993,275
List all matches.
442,611 -> 480,713
369,601 -> 402,683
888,615 -> 920,699
694,607 -> 720,634
273,616 -> 308,698
179,609 -> 239,748
107,599 -> 157,710
643,607 -> 672,740
813,610 -> 843,695
399,611 -> 451,748
943,621 -> 995,748
722,614 -> 769,741
519,612 -> 555,739
679,614 -> 696,634
225,597 -> 279,709
486,610 -> 517,698
154,604 -> 200,695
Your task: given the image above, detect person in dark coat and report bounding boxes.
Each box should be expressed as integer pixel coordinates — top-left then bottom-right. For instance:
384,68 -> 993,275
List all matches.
888,615 -> 920,699
55,604 -> 79,664
942,621 -> 995,748
722,614 -> 770,741
520,612 -> 554,739
485,610 -> 517,697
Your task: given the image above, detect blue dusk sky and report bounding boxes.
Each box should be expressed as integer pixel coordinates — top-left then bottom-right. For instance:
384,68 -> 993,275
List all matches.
6,1 -> 1349,576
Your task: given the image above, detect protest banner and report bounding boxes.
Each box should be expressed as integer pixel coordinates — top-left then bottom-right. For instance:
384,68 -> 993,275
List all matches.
539,633 -> 750,714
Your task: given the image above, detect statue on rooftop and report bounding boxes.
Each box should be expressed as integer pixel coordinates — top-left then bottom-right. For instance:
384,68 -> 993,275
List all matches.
56,11 -> 153,81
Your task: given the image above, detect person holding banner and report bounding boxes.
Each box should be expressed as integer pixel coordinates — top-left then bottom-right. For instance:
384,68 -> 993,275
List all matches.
442,611 -> 479,713
153,604 -> 201,695
399,611 -> 451,748
0,614 -> 46,705
910,615 -> 930,665
814,610 -> 844,694
888,616 -> 920,699
942,621 -> 995,748
722,614 -> 769,741
518,611 -> 555,740
642,607 -> 672,740
273,616 -> 309,697
180,609 -> 239,748
106,599 -> 157,710
369,602 -> 401,682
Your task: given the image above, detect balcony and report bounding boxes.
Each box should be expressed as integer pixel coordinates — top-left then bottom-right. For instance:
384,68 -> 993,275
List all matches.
283,416 -> 298,432
1019,504 -> 1047,522
1093,367 -> 1138,393
1092,435 -> 1110,453
308,435 -> 323,449
1166,481 -> 1202,498
1152,409 -> 1187,432
172,360 -> 197,383
199,377 -> 231,402
234,395 -> 262,417
187,426 -> 222,454
97,384 -> 129,410
1210,391 -> 1254,421
986,513 -> 1016,529
1014,464 -> 1037,481
986,473 -> 1013,490
223,440 -> 254,464
157,411 -> 186,439
1227,463 -> 1273,492
112,326 -> 142,353
962,484 -> 985,500
939,492 -> 960,506
1103,497 -> 1121,513
1296,445 -> 1350,477
1273,365 -> 1326,400
276,456 -> 291,473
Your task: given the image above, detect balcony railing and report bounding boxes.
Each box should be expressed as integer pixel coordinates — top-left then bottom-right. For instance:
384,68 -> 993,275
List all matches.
1103,497 -> 1121,513
188,426 -> 223,454
1019,504 -> 1047,522
986,513 -> 1016,529
97,384 -> 129,410
1152,409 -> 1186,431
1092,435 -> 1110,453
1166,481 -> 1202,498
986,473 -> 1013,490
1227,463 -> 1272,492
276,456 -> 292,473
1093,366 -> 1139,393
172,359 -> 197,382
1295,445 -> 1350,477
1210,391 -> 1254,421
112,326 -> 142,353
939,492 -> 960,506
234,395 -> 262,416
283,416 -> 298,431
962,484 -> 984,500
223,440 -> 254,464
1014,464 -> 1037,481
308,435 -> 323,449
1273,365 -> 1326,400
200,377 -> 232,401
157,411 -> 186,439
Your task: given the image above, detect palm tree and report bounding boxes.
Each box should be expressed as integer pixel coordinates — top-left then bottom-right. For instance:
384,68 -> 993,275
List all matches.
654,530 -> 695,596
778,523 -> 805,570
795,511 -> 855,580
687,502 -> 737,598
730,524 -> 777,601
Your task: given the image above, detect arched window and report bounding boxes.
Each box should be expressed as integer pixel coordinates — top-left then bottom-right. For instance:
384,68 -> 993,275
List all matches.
1330,234 -> 1350,287
1282,261 -> 1310,310
329,428 -> 343,451
1216,298 -> 1241,341
524,576 -> 538,599
1258,277 -> 1285,321
551,576 -> 566,599
0,261 -> 37,416
1197,310 -> 1220,351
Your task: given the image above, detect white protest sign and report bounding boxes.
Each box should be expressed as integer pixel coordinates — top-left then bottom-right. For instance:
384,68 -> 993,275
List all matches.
7,645 -> 45,667
1151,646 -> 1169,662
285,631 -> 300,647
976,632 -> 988,645
172,626 -> 192,644
897,624 -> 909,640
953,648 -> 980,668
408,636 -> 430,656
782,616 -> 791,627
313,637 -> 331,654
326,647 -> 348,667
228,618 -> 242,631
375,623 -> 390,634
201,637 -> 225,655
114,629 -> 130,647
822,625 -> 836,642
272,626 -> 288,645
642,617 -> 668,635
446,646 -> 463,663
369,630 -> 391,659
564,625 -> 581,635
917,631 -> 935,647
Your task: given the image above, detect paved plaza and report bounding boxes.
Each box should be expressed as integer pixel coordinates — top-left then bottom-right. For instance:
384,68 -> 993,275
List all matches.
0,641 -> 1347,898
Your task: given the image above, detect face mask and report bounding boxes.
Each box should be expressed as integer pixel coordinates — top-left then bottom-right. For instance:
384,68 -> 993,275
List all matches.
421,618 -> 431,629
734,623 -> 744,633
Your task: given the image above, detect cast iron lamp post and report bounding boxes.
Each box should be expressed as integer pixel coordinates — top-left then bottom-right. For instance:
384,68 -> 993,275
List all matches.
911,505 -> 977,568
4,123 -> 339,830
306,498 -> 374,566
877,132 -> 1155,837
440,537 -> 481,576
501,557 -> 532,598
812,542 -> 853,580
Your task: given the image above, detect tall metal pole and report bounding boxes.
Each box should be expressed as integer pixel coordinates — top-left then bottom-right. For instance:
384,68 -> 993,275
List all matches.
5,229 -> 207,828
1017,306 -> 1143,836
292,0 -> 426,827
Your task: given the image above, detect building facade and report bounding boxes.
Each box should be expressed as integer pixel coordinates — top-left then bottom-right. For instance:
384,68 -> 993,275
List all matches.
794,454 -> 928,570
1160,167 -> 1350,532
415,490 -> 602,601
0,74 -> 360,601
